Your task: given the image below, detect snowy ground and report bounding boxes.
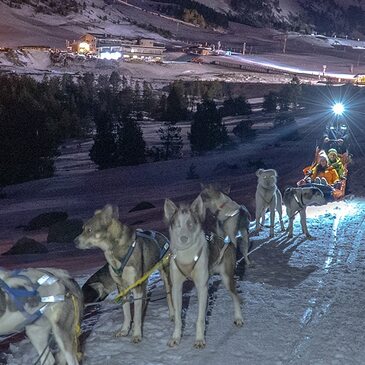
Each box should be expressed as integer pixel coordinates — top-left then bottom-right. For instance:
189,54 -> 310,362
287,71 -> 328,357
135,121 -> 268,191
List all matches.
4,198 -> 365,365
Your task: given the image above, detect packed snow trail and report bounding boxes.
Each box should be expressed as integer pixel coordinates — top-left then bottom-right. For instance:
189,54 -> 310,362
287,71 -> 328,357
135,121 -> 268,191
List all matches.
4,199 -> 365,365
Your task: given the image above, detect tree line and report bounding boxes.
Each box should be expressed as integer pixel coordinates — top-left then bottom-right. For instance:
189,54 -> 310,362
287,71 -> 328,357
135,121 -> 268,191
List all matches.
2,72 -> 361,189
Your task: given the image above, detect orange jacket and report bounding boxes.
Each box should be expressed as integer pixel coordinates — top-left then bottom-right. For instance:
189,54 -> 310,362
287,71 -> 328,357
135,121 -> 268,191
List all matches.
303,164 -> 339,185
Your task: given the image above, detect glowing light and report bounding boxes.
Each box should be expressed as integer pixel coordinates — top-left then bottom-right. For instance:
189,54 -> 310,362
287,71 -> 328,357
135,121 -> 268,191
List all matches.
100,52 -> 122,60
78,42 -> 90,53
332,102 -> 345,115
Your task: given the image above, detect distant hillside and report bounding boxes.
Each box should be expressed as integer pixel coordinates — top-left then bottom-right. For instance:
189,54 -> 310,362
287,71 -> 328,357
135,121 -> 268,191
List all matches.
0,0 -> 81,15
190,0 -> 365,36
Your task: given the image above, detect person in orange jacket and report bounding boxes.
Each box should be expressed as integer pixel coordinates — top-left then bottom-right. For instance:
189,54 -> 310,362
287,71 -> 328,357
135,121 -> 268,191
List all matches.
303,153 -> 340,186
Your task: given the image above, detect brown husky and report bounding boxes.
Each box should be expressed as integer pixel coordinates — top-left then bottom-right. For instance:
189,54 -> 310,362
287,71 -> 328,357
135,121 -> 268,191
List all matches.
164,195 -> 243,349
200,184 -> 252,267
75,204 -> 173,343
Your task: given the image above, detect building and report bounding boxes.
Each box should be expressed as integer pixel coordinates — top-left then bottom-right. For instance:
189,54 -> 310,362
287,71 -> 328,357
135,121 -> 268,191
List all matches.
70,33 -> 165,61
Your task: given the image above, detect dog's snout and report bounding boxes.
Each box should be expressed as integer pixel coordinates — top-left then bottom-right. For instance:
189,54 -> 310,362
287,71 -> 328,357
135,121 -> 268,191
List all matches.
180,235 -> 189,244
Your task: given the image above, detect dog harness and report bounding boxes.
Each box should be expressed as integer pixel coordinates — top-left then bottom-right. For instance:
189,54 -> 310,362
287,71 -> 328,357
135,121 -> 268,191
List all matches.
0,270 -> 65,334
172,246 -> 203,280
111,229 -> 170,277
293,190 -> 305,211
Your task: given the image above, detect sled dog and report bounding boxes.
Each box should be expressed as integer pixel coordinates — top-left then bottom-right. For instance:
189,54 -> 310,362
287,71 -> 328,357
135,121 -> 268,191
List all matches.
0,267 -> 83,365
200,184 -> 251,266
164,195 -> 243,349
75,204 -> 173,343
283,187 -> 326,238
254,169 -> 285,237
82,263 -> 116,304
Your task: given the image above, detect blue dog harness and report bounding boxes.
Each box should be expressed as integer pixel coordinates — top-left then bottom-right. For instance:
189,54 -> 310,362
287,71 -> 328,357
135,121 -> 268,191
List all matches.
0,269 -> 65,334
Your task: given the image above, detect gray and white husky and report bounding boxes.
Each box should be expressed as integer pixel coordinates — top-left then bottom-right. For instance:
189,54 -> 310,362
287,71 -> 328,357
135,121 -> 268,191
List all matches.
283,186 -> 326,239
75,204 -> 173,343
0,267 -> 83,365
164,195 -> 243,349
200,183 -> 251,266
254,168 -> 285,237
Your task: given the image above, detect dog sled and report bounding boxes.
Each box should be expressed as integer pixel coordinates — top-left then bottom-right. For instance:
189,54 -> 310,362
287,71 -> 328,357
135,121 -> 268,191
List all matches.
297,145 -> 350,202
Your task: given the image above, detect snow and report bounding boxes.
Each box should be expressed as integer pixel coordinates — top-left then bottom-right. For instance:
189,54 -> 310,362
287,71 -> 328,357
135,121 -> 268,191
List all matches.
4,199 -> 365,364
1,108 -> 365,363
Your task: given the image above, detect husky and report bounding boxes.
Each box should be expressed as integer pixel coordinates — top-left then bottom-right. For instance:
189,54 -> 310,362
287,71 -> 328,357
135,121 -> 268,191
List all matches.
82,263 -> 116,304
200,183 -> 251,267
283,187 -> 326,239
164,195 -> 243,349
0,267 -> 83,365
75,204 -> 173,343
254,169 -> 285,237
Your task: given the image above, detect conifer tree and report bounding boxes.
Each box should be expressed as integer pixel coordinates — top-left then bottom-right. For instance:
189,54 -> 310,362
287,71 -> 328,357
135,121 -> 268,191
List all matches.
189,99 -> 228,153
157,121 -> 183,160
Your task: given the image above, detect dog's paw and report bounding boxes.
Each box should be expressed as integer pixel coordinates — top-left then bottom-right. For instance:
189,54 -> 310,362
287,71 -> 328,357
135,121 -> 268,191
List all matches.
193,339 -> 206,349
287,234 -> 293,239
234,318 -> 244,327
167,337 -> 180,347
132,335 -> 142,343
115,328 -> 129,337
306,234 -> 314,240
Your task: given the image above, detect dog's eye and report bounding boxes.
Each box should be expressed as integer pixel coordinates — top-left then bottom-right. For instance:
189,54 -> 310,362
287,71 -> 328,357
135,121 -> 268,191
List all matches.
87,227 -> 92,233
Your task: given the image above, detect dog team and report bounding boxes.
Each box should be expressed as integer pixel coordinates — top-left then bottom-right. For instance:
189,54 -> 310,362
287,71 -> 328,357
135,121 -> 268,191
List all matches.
0,168 -> 326,364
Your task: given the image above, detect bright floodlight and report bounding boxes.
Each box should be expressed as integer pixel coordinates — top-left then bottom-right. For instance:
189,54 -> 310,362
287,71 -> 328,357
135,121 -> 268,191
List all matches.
332,103 -> 345,115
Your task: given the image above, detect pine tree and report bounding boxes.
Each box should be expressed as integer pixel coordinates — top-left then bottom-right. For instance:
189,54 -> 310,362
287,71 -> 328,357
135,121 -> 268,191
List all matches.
115,118 -> 146,165
142,81 -> 155,114
109,71 -> 121,93
163,85 -> 187,122
157,121 -> 183,160
189,99 -> 228,154
89,109 -> 117,169
263,92 -> 278,113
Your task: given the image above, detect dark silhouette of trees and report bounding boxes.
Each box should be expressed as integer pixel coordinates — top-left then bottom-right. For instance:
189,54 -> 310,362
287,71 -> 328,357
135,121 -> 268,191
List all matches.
189,99 -> 228,153
233,120 -> 255,142
156,121 -> 183,160
263,92 -> 278,113
89,109 -> 117,169
0,75 -> 58,186
162,84 -> 187,122
221,96 -> 252,117
115,118 -> 146,166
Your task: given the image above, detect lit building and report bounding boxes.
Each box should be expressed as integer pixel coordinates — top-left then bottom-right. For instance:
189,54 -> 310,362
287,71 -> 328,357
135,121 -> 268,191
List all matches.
70,33 -> 165,61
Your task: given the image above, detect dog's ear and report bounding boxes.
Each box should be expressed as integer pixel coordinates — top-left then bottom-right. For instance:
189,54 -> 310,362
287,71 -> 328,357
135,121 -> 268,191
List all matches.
100,204 -> 115,225
200,182 -> 206,190
256,168 -> 264,177
190,195 -> 206,222
164,199 -> 177,223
